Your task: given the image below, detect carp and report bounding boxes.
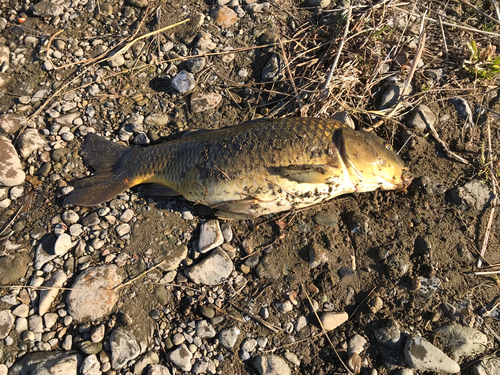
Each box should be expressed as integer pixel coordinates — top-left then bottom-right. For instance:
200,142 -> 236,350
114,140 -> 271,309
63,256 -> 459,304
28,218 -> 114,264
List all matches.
64,117 -> 412,219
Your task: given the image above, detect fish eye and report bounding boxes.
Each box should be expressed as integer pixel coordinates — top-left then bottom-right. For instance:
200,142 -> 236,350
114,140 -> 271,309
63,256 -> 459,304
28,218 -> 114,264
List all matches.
384,142 -> 392,150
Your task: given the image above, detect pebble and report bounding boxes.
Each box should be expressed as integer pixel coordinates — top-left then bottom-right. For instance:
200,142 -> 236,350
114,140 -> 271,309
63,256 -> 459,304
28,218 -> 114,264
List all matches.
159,245 -> 188,272
91,324 -> 105,342
321,311 -> 348,331
198,220 -> 224,253
54,233 -> 74,256
449,97 -> 473,126
199,305 -> 215,319
406,104 -> 436,131
43,313 -> 58,329
374,319 -> 402,348
276,300 -> 293,313
195,320 -> 216,339
379,84 -> 412,110
109,54 -> 125,68
347,353 -> 361,373
127,0 -> 148,8
147,364 -> 172,375
0,136 -> 25,186
62,210 -> 80,225
309,244 -> 329,268
214,6 -> 238,28
424,69 -> 445,81
252,355 -> 291,375
119,208 -> 134,222
172,333 -> 185,345
185,248 -> 233,285
81,354 -> 101,375
9,351 -> 81,374
31,1 -> 64,17
451,179 -> 493,211
219,325 -> 240,349
17,129 -> 47,158
9,186 -> 23,200
283,351 -> 300,367
99,2 -> 113,15
190,92 -> 223,113
0,310 -> 14,339
66,265 -> 124,322
187,57 -> 206,74
348,334 -> 367,355
134,351 -> 160,375
435,324 -> 487,360
171,71 -> 196,94
116,223 -> 131,237
144,113 -> 170,127
0,114 -> 25,135
474,357 -> 500,375
39,269 -> 67,315
404,336 -> 460,373
12,304 -> 29,318
262,53 -> 283,81
28,314 -> 43,333
69,224 -> 83,237
168,344 -> 193,372
109,327 -> 141,370
295,316 -> 308,332
0,365 -> 6,375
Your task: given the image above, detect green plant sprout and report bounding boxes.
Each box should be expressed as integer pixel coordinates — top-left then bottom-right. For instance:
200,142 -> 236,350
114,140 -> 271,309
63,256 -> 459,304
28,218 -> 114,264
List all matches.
464,39 -> 500,80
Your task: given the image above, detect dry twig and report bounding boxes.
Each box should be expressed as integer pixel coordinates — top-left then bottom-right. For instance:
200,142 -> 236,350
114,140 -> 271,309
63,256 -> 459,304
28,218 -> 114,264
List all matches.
303,285 -> 353,374
477,120 -> 498,267
227,301 -> 282,333
321,5 -> 352,100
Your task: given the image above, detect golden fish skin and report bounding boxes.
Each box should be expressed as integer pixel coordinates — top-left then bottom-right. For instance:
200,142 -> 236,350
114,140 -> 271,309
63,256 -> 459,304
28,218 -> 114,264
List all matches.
64,118 -> 412,219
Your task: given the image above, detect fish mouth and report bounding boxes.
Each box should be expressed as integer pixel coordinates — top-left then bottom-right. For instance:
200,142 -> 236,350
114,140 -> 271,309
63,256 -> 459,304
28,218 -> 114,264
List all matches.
398,169 -> 413,190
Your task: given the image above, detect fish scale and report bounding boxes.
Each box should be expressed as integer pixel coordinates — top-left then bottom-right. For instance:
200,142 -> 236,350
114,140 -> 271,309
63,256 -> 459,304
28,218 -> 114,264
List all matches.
64,117 -> 412,219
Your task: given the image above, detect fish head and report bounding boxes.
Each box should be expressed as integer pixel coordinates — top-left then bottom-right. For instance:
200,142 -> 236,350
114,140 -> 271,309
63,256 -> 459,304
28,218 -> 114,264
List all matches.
337,128 -> 412,192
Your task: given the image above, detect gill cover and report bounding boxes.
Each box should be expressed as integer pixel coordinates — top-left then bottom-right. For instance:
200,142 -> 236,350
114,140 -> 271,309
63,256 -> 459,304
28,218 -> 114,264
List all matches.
336,127 -> 408,191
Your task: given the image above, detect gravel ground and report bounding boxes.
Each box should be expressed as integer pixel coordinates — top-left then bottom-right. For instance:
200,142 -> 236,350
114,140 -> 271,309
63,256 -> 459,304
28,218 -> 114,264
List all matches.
1,0 -> 500,374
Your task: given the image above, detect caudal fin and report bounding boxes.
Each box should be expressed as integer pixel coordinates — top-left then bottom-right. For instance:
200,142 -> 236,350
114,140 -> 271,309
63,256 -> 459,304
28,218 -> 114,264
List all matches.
63,134 -> 135,207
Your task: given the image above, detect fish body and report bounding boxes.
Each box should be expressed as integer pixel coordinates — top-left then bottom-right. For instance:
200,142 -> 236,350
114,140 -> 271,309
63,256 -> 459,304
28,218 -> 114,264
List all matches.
64,118 -> 412,219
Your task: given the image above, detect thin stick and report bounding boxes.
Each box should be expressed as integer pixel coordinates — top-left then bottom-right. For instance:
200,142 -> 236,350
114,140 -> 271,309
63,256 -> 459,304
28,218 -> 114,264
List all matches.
303,285 -> 353,374
491,0 -> 500,21
367,32 -> 426,131
322,5 -> 352,98
279,38 -> 302,110
212,305 -> 245,323
15,67 -> 90,144
227,301 -> 282,333
457,0 -> 500,27
395,7 -> 500,38
113,259 -> 166,290
478,121 -> 498,267
45,30 -> 64,69
427,121 -> 470,164
0,205 -> 23,237
438,16 -> 449,60
115,18 -> 190,56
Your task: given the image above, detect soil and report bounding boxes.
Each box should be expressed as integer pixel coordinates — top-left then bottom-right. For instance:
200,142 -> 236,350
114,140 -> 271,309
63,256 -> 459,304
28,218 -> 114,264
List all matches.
0,0 -> 500,374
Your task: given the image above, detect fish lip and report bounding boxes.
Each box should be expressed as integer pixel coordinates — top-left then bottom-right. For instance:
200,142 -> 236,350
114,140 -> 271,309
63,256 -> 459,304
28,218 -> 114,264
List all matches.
398,169 -> 413,190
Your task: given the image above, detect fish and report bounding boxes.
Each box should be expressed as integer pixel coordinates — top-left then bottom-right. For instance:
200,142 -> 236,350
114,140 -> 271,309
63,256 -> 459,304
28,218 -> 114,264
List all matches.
63,117 -> 412,219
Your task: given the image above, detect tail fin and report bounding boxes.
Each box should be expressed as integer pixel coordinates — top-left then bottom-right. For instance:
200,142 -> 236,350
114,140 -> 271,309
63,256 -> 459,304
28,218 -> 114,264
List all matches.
63,134 -> 135,207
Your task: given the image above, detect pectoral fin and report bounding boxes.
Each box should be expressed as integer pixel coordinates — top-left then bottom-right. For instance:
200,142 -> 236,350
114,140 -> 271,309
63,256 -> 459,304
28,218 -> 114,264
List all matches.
269,164 -> 342,184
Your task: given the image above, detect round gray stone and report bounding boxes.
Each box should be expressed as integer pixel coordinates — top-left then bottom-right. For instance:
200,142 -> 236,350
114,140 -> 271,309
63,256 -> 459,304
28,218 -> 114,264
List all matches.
109,327 -> 141,370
